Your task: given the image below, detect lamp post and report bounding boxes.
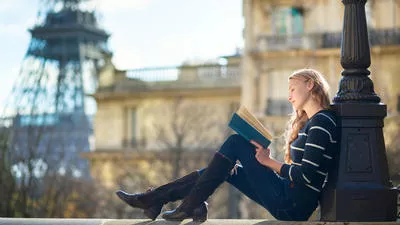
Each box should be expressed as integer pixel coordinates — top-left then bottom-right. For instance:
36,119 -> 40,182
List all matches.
319,0 -> 398,221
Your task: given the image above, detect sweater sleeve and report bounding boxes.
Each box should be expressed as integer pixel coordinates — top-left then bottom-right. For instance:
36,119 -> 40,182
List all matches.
280,116 -> 337,188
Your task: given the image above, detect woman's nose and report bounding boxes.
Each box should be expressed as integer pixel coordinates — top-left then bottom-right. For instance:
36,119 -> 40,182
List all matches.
288,95 -> 292,102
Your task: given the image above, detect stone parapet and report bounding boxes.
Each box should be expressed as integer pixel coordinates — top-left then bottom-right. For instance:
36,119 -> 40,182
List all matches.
0,218 -> 399,225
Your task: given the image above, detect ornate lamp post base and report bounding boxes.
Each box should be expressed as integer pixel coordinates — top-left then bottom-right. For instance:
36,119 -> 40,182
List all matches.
320,103 -> 398,221
319,0 -> 398,220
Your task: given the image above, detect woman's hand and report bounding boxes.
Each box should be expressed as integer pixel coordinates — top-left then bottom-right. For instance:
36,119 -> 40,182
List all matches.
250,140 -> 271,167
250,140 -> 283,174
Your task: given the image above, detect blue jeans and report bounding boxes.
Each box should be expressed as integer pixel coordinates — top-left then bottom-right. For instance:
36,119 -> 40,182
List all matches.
198,134 -> 319,221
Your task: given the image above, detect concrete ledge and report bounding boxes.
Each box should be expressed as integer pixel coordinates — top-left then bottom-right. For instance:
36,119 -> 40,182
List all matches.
0,218 -> 399,225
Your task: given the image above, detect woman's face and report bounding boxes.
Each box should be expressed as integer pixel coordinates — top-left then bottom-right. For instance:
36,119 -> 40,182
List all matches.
288,77 -> 312,111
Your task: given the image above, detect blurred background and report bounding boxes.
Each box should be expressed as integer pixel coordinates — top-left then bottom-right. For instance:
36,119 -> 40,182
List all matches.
0,0 -> 399,219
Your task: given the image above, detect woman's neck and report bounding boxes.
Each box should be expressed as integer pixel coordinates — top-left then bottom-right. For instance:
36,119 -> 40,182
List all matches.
304,102 -> 324,119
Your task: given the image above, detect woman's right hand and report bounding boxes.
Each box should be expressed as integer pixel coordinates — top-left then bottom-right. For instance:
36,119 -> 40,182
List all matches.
251,140 -> 283,173
251,140 -> 271,167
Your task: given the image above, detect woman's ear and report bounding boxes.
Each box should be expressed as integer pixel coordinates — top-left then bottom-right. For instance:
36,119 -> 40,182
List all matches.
306,79 -> 314,91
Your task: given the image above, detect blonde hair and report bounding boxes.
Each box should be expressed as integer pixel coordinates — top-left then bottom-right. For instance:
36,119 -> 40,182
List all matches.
284,68 -> 331,163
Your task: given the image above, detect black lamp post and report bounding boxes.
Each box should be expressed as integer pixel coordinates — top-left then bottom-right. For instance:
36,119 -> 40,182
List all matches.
320,0 -> 398,221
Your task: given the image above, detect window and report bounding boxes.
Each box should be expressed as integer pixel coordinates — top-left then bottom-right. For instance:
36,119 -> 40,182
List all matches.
131,108 -> 137,146
272,7 -> 304,36
265,70 -> 292,116
291,7 -> 304,34
265,98 -> 292,116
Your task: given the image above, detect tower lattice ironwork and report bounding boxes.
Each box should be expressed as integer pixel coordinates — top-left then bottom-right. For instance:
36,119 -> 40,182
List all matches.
1,0 -> 110,179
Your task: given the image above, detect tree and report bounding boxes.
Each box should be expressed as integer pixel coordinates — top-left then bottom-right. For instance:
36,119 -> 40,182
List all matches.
147,98 -> 229,179
0,118 -> 96,218
108,97 -> 238,217
0,127 -> 17,217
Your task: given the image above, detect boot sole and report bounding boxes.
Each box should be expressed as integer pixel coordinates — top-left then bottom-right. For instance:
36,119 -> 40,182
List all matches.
163,216 -> 206,222
162,202 -> 208,222
143,205 -> 162,220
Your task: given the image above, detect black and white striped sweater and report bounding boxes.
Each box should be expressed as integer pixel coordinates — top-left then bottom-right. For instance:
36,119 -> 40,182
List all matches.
280,109 -> 339,193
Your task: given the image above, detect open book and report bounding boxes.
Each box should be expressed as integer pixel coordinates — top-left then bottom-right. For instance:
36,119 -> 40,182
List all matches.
228,105 -> 273,148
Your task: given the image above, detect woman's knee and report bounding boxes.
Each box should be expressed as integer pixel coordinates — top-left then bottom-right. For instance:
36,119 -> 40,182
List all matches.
226,134 -> 248,146
219,134 -> 251,158
221,134 -> 248,152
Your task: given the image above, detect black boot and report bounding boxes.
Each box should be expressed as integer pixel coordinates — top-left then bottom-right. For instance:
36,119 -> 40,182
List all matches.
116,171 -> 203,220
162,153 -> 234,221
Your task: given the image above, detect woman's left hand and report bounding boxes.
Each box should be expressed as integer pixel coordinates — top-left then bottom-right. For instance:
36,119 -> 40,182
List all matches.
251,140 -> 271,167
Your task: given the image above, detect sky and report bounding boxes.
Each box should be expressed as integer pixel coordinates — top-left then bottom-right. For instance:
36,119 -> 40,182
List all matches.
0,0 -> 244,110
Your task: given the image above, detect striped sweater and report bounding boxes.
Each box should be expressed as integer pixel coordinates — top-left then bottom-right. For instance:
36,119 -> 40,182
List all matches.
280,110 -> 339,193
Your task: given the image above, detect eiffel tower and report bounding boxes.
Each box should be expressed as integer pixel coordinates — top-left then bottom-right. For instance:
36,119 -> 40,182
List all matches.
1,0 -> 110,179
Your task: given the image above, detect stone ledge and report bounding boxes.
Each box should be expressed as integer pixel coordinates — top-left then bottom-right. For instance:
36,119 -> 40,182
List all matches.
0,218 -> 399,225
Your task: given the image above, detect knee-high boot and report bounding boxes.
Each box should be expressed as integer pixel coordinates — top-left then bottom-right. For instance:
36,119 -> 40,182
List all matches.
115,171 -> 207,220
162,153 -> 234,222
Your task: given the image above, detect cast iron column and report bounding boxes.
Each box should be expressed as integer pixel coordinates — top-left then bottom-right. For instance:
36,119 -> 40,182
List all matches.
320,0 -> 398,221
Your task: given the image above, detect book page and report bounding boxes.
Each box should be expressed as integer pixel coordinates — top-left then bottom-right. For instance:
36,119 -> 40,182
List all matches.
236,106 -> 273,140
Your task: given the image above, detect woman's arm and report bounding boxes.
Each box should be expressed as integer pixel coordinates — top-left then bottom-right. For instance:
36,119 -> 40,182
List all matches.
279,115 -> 338,188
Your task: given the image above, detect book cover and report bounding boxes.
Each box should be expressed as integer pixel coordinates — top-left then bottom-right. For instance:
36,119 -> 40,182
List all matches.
228,106 -> 272,149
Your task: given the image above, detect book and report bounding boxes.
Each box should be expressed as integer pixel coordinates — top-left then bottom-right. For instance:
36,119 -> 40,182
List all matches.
228,105 -> 273,149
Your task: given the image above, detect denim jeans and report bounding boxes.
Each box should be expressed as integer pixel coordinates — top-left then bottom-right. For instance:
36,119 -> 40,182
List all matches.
198,134 -> 319,221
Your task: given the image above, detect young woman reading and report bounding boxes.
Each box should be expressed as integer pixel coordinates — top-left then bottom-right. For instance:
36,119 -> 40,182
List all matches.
116,68 -> 339,221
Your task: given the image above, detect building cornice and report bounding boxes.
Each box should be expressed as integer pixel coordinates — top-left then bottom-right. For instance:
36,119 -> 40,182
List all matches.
92,87 -> 241,101
251,45 -> 400,59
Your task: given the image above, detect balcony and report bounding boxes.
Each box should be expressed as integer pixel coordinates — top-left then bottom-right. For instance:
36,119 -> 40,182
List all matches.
369,28 -> 400,46
98,64 -> 241,94
257,33 -> 322,51
255,28 -> 400,52
127,64 -> 240,82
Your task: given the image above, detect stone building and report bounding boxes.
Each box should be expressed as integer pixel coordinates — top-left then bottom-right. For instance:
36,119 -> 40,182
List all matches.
81,54 -> 249,218
241,0 -> 400,179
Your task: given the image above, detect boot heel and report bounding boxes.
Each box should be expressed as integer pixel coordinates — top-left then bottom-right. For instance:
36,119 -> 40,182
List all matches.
192,202 -> 208,222
143,204 -> 162,220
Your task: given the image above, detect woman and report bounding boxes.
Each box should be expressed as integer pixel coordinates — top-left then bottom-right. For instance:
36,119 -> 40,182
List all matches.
116,68 -> 339,221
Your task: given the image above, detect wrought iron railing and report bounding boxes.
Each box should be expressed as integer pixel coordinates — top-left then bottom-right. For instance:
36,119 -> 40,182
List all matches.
369,28 -> 400,46
256,28 -> 400,52
257,33 -> 321,51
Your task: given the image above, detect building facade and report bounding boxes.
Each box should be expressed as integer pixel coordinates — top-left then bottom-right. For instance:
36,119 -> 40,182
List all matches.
241,0 -> 400,164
